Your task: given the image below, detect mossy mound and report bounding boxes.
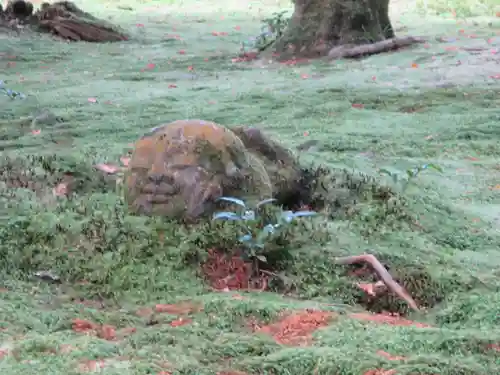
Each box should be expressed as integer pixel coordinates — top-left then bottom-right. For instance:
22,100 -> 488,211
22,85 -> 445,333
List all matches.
125,120 -> 303,221
0,154 -> 114,198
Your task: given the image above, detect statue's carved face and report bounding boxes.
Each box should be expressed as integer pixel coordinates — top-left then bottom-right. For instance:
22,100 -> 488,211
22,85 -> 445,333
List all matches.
128,162 -> 223,221
126,120 -> 262,221
127,132 -> 229,221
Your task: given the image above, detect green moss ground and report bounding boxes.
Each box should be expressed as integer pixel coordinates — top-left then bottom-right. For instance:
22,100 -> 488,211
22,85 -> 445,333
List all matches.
0,1 -> 499,374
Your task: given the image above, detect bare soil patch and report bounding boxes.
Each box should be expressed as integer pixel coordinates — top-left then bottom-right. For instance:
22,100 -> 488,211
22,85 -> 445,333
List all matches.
252,310 -> 336,346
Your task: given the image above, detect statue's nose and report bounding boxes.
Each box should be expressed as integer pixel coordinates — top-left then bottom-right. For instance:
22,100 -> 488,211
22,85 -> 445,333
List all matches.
148,174 -> 163,184
147,173 -> 175,184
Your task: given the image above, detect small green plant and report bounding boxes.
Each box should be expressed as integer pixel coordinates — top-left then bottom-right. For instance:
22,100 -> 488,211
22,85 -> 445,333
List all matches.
243,11 -> 290,52
360,23 -> 394,43
212,197 -> 316,269
0,80 -> 25,99
379,163 -> 443,193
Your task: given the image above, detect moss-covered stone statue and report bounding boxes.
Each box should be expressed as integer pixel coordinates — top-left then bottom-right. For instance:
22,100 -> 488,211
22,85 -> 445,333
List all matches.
125,119 -> 303,221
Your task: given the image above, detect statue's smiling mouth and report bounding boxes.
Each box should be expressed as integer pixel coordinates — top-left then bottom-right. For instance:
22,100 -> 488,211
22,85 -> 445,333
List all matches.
136,165 -> 222,220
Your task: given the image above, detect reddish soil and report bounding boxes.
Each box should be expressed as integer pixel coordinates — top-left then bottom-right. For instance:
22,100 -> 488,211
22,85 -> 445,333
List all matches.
349,312 -> 431,328
154,302 -> 203,315
71,319 -> 136,341
363,370 -> 397,375
253,309 -> 336,346
202,249 -> 267,291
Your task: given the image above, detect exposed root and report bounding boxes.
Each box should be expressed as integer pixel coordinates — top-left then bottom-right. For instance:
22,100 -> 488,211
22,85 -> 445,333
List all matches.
0,0 -> 128,42
327,36 -> 426,60
335,253 -> 419,311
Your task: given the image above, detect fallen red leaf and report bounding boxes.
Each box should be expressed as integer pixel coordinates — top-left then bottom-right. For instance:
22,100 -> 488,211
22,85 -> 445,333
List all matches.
377,350 -> 407,361
169,318 -> 192,327
72,319 -> 97,333
98,325 -> 116,341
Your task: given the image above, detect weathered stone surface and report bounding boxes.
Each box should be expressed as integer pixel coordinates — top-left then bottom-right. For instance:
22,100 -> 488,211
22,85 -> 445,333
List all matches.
125,119 -> 301,221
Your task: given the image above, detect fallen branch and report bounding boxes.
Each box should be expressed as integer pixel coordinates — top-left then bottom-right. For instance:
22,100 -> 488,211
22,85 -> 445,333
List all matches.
327,36 -> 426,60
334,253 -> 419,311
38,16 -> 128,42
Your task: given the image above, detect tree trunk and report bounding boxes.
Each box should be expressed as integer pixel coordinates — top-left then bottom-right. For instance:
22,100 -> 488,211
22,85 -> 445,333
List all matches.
272,0 -> 395,59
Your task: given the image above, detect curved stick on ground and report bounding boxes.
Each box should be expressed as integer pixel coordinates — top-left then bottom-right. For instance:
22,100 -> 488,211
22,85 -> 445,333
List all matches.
334,253 -> 419,311
327,36 -> 426,60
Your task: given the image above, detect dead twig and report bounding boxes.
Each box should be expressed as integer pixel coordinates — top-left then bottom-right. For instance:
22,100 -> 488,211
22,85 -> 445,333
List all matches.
335,253 -> 419,311
327,36 -> 426,60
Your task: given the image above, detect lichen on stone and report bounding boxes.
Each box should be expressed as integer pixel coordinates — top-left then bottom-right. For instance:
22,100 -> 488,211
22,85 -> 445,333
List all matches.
125,119 -> 300,221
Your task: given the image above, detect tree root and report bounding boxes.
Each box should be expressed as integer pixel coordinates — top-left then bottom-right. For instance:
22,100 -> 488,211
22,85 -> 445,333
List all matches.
335,253 -> 419,311
327,36 -> 426,60
0,0 -> 128,42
